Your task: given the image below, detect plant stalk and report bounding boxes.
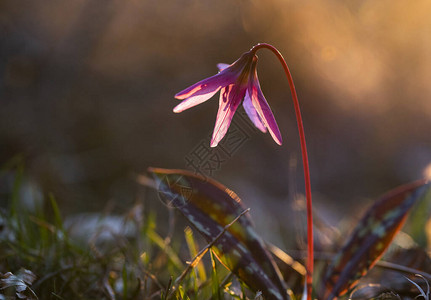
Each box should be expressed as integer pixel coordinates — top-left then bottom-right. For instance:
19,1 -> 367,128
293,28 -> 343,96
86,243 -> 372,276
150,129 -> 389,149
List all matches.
251,43 -> 314,300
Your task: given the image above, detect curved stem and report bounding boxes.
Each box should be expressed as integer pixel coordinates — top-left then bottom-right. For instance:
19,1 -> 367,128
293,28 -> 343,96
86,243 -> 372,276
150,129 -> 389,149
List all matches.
251,43 -> 314,300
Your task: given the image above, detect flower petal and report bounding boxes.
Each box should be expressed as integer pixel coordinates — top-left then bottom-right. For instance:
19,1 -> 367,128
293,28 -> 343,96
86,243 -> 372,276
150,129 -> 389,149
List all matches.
210,85 -> 243,147
217,63 -> 230,71
243,90 -> 267,133
173,88 -> 220,113
174,51 -> 254,114
174,67 -> 242,113
173,76 -> 222,113
249,72 -> 282,145
175,73 -> 223,100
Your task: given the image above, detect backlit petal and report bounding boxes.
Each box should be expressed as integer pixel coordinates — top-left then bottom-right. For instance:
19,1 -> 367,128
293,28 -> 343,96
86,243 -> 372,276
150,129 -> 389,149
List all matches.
175,73 -> 225,99
217,63 -> 230,71
174,65 -> 244,113
173,88 -> 220,113
249,72 -> 282,145
243,90 -> 267,133
174,51 -> 254,114
210,85 -> 243,147
174,75 -> 227,113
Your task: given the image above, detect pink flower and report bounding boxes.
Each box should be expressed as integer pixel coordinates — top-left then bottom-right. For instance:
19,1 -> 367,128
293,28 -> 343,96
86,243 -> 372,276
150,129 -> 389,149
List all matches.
174,51 -> 282,147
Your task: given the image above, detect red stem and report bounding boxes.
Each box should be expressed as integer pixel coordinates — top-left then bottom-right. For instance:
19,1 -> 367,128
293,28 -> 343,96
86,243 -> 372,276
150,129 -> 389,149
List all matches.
251,43 -> 313,300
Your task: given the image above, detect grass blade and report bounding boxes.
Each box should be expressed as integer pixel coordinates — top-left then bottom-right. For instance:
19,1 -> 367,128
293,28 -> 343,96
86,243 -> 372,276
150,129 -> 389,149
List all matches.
184,227 -> 207,283
210,249 -> 222,300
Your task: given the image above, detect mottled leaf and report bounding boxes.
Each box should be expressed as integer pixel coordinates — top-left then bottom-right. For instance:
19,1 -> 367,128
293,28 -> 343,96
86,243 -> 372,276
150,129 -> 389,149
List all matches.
321,180 -> 430,299
402,185 -> 431,248
0,269 -> 37,300
149,167 -> 289,300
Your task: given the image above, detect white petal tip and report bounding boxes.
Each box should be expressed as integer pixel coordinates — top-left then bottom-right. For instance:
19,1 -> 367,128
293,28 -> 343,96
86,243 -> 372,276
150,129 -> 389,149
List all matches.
173,105 -> 184,113
210,139 -> 218,148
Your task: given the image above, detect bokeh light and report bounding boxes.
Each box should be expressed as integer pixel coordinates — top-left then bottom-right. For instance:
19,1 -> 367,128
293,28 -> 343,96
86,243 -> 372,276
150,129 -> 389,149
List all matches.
1,0 -> 430,221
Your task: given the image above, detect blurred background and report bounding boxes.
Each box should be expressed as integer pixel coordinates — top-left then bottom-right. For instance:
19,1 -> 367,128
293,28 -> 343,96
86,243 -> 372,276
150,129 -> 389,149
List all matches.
1,0 -> 431,243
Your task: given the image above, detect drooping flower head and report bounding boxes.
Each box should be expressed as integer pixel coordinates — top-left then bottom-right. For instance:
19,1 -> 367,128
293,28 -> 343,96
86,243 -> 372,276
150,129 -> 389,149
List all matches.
174,50 -> 282,147
174,44 -> 315,299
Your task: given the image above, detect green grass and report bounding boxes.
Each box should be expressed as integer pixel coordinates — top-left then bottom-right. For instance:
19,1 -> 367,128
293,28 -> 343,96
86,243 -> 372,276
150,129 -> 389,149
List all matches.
2,160 -> 431,300
0,164 -> 258,299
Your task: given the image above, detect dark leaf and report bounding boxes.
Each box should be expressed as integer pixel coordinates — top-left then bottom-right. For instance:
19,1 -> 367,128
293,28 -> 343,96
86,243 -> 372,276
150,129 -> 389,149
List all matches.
0,269 -> 37,300
321,180 -> 430,299
349,284 -> 398,299
149,167 -> 289,300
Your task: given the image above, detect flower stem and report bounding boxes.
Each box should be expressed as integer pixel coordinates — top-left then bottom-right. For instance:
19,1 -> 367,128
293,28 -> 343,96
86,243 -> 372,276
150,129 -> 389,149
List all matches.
251,43 -> 313,300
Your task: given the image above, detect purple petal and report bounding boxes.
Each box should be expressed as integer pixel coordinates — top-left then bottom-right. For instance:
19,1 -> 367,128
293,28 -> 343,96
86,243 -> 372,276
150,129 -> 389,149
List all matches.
210,85 -> 243,147
175,73 -> 224,100
217,63 -> 230,71
217,51 -> 254,74
173,76 -> 221,113
173,88 -> 220,113
174,68 -> 241,113
249,73 -> 282,145
174,52 -> 255,114
243,90 -> 267,133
